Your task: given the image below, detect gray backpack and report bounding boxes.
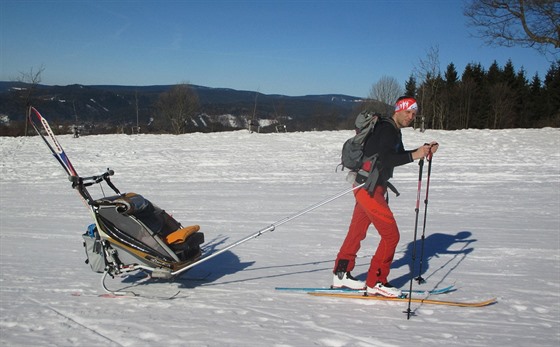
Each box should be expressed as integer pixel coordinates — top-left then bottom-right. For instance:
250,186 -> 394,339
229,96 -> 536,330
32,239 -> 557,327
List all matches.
339,112 -> 380,171
82,224 -> 106,273
339,112 -> 399,197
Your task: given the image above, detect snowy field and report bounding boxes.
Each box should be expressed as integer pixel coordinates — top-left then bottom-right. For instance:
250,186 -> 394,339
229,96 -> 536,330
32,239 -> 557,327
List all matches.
1,125 -> 559,346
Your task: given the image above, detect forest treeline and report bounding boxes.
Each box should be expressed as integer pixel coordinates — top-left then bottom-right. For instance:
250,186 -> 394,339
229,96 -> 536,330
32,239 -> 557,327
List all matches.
403,59 -> 559,130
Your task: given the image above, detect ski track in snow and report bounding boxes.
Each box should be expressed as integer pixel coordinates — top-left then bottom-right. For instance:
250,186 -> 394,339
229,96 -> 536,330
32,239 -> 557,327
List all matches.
1,128 -> 559,346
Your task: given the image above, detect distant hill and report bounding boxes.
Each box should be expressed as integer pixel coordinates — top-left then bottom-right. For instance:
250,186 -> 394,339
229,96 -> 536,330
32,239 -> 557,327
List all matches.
0,82 -> 367,133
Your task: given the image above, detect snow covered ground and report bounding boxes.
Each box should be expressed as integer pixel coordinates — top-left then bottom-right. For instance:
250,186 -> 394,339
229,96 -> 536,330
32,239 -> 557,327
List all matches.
1,125 -> 559,346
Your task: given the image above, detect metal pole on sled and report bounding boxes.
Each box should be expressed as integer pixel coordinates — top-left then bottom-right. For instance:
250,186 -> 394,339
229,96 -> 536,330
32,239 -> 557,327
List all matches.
171,182 -> 365,277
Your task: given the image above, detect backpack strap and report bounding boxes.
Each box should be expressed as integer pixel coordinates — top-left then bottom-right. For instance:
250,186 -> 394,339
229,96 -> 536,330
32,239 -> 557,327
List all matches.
378,117 -> 400,196
354,154 -> 379,194
386,182 -> 400,197
354,155 -> 400,197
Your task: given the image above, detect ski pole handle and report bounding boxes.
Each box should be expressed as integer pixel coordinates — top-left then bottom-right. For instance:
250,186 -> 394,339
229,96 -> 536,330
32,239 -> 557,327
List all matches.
423,142 -> 438,161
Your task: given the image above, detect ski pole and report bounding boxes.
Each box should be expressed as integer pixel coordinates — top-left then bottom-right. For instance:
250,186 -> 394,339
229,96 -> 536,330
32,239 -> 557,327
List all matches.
415,149 -> 433,284
171,182 -> 365,277
406,157 -> 424,320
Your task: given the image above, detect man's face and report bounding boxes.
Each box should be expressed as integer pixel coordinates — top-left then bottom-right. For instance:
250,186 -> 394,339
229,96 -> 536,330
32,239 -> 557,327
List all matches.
393,109 -> 417,128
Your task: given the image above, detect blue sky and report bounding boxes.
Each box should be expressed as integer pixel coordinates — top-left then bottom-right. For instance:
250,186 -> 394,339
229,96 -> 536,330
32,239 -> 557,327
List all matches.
1,0 -> 556,97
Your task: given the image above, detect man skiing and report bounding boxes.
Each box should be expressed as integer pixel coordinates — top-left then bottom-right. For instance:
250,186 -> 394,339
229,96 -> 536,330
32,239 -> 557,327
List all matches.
332,96 -> 439,297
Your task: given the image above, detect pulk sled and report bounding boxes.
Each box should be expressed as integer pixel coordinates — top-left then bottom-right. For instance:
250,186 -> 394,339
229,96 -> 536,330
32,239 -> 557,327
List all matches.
28,107 -> 363,294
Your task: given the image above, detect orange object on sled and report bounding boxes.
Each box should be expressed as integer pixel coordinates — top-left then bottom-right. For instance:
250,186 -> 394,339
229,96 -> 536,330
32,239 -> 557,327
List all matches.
165,225 -> 201,245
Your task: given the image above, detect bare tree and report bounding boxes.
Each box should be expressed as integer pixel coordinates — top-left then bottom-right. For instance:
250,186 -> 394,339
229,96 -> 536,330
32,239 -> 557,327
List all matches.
415,46 -> 441,85
457,77 -> 477,129
17,64 -> 44,92
16,65 -> 45,135
488,82 -> 516,128
156,83 -> 199,134
464,0 -> 560,55
415,46 -> 443,130
368,75 -> 404,116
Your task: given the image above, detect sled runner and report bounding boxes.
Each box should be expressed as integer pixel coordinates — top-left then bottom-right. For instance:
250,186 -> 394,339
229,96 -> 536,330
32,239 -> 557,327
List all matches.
28,107 -> 205,294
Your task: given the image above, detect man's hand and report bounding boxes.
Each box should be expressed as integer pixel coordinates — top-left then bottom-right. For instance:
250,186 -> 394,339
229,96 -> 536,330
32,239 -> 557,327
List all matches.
412,142 -> 439,160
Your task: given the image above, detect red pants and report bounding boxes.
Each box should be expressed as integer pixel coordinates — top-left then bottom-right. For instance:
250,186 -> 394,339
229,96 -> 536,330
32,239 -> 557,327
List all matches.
334,185 -> 400,288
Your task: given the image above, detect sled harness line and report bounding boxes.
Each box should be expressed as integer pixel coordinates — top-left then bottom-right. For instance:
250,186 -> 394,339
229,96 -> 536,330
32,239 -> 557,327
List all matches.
170,182 -> 365,276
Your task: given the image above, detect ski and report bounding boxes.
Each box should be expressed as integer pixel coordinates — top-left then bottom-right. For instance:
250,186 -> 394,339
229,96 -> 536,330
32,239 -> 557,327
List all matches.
308,292 -> 497,307
28,106 -> 78,177
275,284 -> 454,295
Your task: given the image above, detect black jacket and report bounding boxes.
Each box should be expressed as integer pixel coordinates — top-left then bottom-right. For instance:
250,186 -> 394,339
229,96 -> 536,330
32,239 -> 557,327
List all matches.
362,118 -> 414,184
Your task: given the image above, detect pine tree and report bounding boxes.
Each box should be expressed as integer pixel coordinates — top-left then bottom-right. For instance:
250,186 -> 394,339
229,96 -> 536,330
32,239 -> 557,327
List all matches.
542,61 -> 560,127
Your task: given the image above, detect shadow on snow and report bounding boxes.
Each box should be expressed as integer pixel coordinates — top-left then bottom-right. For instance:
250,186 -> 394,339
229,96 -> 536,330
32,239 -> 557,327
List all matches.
386,230 -> 475,288
178,230 -> 476,289
109,230 -> 476,292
